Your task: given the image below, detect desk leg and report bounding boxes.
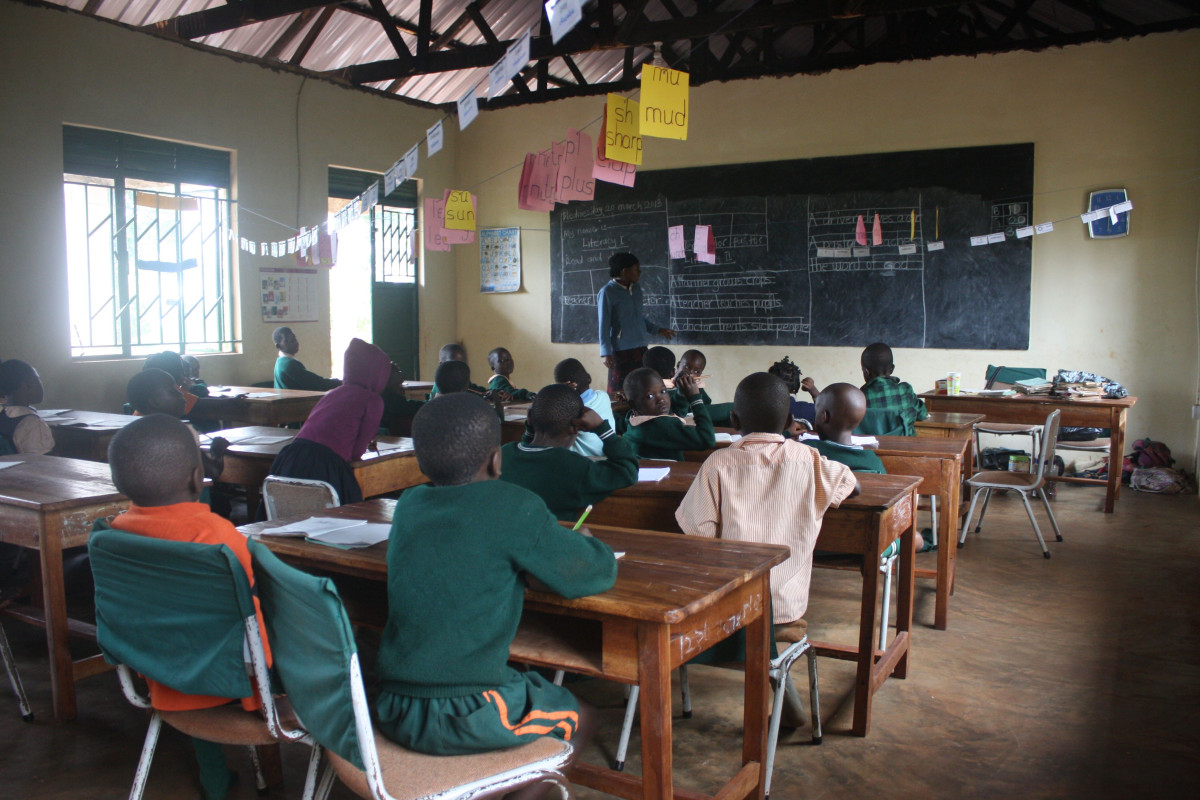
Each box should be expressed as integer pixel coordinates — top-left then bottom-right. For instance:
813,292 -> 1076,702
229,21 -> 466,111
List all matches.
933,461 -> 961,631
742,576 -> 770,800
894,511 -> 915,680
638,622 -> 673,800
39,516 -> 75,721
1105,409 -> 1127,514
852,545 -> 881,737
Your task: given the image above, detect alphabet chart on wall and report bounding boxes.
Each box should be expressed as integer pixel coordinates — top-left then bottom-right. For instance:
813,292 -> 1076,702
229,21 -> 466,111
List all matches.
260,267 -> 319,322
480,227 -> 522,293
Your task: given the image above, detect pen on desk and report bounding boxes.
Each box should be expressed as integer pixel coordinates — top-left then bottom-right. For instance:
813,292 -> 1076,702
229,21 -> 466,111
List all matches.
572,505 -> 593,531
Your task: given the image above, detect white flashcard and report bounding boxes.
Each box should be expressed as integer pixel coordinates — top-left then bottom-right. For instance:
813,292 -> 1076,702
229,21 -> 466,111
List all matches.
897,243 -> 917,254
506,30 -> 532,79
927,241 -> 945,251
852,246 -> 870,257
457,88 -> 479,130
1015,226 -> 1034,239
970,235 -> 988,247
1035,222 -> 1054,234
426,121 -> 444,157
362,181 -> 379,210
816,247 -> 835,258
987,232 -> 1006,244
1080,209 -> 1106,224
488,59 -> 509,99
546,0 -> 584,44
403,146 -> 419,180
1111,200 -> 1133,214
832,247 -> 852,257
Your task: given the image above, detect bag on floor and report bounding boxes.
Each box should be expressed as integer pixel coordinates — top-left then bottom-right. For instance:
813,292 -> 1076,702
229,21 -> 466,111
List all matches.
1130,467 -> 1187,494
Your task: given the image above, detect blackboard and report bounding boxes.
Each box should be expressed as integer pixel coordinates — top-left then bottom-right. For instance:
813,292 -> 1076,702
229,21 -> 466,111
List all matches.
549,143 -> 1034,350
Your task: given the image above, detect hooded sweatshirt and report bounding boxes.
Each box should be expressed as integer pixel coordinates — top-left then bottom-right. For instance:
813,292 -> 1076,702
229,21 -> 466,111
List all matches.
295,338 -> 391,462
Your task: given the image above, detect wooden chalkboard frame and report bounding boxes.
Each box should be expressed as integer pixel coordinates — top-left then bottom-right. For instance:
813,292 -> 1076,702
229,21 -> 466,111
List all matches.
550,143 -> 1034,350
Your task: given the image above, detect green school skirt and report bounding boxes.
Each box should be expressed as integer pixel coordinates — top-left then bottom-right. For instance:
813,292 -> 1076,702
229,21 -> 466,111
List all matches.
375,669 -> 580,756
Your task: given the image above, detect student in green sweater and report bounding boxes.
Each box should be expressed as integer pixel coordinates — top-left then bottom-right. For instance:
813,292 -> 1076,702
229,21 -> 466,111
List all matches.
435,360 -> 505,421
487,347 -> 535,400
375,393 -> 617,765
427,342 -> 489,400
672,348 -> 733,426
500,384 -> 639,520
272,326 -> 341,391
622,366 -> 716,460
806,383 -> 925,553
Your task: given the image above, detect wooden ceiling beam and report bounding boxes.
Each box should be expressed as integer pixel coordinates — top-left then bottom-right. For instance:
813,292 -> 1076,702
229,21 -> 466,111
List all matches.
263,7 -> 318,61
366,0 -> 414,64
289,6 -> 335,66
150,0 -> 334,40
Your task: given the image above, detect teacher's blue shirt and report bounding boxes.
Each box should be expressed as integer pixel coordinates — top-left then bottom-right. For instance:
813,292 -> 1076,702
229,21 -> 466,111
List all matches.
597,279 -> 660,356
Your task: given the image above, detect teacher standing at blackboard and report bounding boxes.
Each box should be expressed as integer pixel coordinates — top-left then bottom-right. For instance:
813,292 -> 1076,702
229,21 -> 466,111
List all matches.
598,252 -> 675,395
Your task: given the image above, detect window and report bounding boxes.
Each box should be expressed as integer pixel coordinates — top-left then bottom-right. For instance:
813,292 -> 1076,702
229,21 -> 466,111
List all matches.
327,167 -> 418,284
63,125 -> 236,358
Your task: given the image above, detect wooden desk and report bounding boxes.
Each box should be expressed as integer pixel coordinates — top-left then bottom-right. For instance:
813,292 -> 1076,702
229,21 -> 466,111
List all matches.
500,403 -> 532,444
0,455 -> 129,720
190,386 -> 326,428
243,503 -> 786,800
591,461 -> 919,736
915,411 -> 985,439
401,381 -> 433,401
871,436 -> 967,631
921,392 -> 1136,512
205,427 -> 427,510
42,410 -> 138,462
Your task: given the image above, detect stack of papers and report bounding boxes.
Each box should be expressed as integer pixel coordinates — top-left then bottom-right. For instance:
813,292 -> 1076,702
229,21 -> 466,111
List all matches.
637,467 -> 671,483
256,517 -> 391,548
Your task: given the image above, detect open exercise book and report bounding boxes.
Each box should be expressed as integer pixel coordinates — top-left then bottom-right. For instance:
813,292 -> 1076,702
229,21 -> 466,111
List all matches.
255,517 -> 391,548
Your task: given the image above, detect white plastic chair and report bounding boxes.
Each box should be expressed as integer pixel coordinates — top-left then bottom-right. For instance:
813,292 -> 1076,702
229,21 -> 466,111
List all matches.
960,409 -> 1064,558
262,476 -> 340,521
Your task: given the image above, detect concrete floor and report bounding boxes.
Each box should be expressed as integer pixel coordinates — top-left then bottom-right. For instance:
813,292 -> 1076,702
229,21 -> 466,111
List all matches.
3,486 -> 1198,799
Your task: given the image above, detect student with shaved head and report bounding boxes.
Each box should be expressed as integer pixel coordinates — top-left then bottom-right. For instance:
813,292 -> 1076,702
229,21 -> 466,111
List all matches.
272,326 -> 341,391
99,413 -> 271,799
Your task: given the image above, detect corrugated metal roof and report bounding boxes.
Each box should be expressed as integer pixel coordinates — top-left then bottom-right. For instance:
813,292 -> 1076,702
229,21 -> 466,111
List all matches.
33,1 -> 1200,107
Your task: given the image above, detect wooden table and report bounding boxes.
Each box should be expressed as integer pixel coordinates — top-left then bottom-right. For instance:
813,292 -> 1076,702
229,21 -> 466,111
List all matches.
41,410 -> 138,462
590,461 -> 920,736
243,503 -> 787,800
205,427 -> 427,511
916,411 -> 984,470
871,436 -> 967,631
401,381 -> 433,401
921,392 -> 1136,512
0,455 -> 130,720
189,386 -> 326,428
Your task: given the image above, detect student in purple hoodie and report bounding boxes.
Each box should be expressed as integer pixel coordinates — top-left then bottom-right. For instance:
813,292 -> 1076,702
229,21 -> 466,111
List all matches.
262,338 -> 392,515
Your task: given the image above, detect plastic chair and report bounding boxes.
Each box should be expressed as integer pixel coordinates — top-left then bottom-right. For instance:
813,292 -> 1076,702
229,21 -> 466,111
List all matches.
262,476 -> 340,521
89,526 -> 321,800
0,616 -> 33,721
960,409 -> 1064,558
248,540 -> 574,800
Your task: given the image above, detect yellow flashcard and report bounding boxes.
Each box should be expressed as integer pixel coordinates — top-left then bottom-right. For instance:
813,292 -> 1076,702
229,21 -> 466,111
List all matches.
443,190 -> 476,231
639,66 -> 689,140
604,94 -> 643,165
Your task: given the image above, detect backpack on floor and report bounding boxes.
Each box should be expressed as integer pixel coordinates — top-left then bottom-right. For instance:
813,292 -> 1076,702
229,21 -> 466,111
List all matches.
1123,438 -> 1174,484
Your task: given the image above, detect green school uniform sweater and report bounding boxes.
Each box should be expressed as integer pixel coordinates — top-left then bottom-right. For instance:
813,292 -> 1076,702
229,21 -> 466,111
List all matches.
376,480 -> 617,697
427,381 -> 488,401
623,397 -> 716,461
488,375 -> 535,401
274,356 -> 341,391
805,438 -> 887,473
668,387 -> 732,426
499,421 -> 639,520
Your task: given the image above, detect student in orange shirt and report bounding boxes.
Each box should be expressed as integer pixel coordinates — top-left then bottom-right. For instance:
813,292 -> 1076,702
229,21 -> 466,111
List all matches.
101,414 -> 270,799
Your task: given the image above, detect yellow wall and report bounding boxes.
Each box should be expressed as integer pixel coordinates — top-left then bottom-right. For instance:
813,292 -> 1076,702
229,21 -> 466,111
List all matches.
0,3 -> 457,411
454,31 -> 1200,468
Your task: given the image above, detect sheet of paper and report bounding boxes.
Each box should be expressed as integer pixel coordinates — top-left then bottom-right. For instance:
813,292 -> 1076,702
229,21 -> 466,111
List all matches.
1080,209 -> 1106,224
668,225 -> 686,259
713,432 -> 742,443
872,213 -> 883,246
37,409 -> 73,418
593,113 -> 638,186
403,145 -> 419,180
987,232 -> 1006,244
423,198 -> 452,251
639,65 -> 689,140
265,517 -> 367,536
546,0 -> 584,44
457,88 -> 479,130
604,95 -> 643,165
372,440 -> 412,452
897,243 -> 917,255
488,59 -> 510,99
970,235 -> 989,246
443,190 -> 477,231
426,120 -> 444,157
506,30 -> 531,80
1111,199 -> 1133,214
851,435 -> 878,446
927,241 -> 945,251
232,434 -> 294,446
797,432 -> 819,441
0,461 -> 24,470
309,522 -> 392,548
851,246 -> 870,257
855,215 -> 867,246
1035,221 -> 1054,234
1015,226 -> 1034,238
518,153 -> 555,212
555,129 -> 595,203
637,466 -> 671,483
